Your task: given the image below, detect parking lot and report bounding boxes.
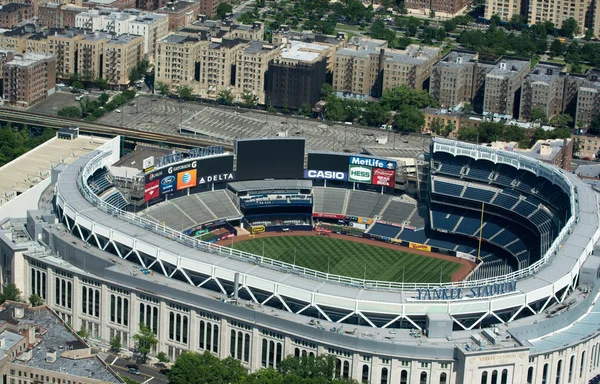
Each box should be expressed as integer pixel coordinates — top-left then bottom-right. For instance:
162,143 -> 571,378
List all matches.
96,95 -> 431,153
29,90 -> 100,116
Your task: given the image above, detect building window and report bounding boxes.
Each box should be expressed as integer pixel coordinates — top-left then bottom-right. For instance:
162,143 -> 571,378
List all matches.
482,371 -> 488,384
361,365 -> 369,383
580,351 -> 586,378
556,360 -> 562,384
381,368 -> 388,384
543,364 -> 549,384
420,371 -> 428,384
400,370 -> 408,384
440,372 -> 447,384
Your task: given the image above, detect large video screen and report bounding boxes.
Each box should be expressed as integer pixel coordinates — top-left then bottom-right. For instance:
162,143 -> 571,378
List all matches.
144,155 -> 234,201
307,153 -> 350,173
235,138 -> 305,180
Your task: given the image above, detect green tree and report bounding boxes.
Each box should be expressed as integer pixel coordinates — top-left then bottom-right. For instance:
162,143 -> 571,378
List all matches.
217,2 -> 233,18
277,354 -> 335,379
77,327 -> 89,339
585,28 -> 595,41
241,89 -> 259,108
109,336 -> 121,352
560,17 -> 579,38
133,323 -> 158,363
369,18 -> 396,43
380,86 -> 439,110
156,81 -> 169,96
462,103 -> 474,114
589,114 -> 600,135
393,106 -> 424,133
530,108 -> 548,124
300,103 -> 312,117
457,125 -> 479,142
72,81 -> 84,90
28,294 -> 44,307
98,92 -> 109,105
549,113 -> 573,128
157,351 -> 169,363
95,78 -> 108,90
57,106 -> 82,119
550,39 -> 564,57
169,351 -> 247,384
320,83 -> 334,100
443,19 -> 457,32
217,89 -> 235,105
429,9 -> 435,18
359,102 -> 391,127
177,85 -> 194,101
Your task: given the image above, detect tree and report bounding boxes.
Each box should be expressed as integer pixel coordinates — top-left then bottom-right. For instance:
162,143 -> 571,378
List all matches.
169,351 -> 247,384
530,108 -> 548,124
393,106 -> 424,133
133,323 -> 158,363
589,114 -> 600,135
550,39 -> 564,57
177,85 -> 194,101
443,19 -> 457,32
77,327 -> 89,339
320,83 -> 334,100
155,81 -> 169,96
217,2 -> 233,18
549,113 -> 573,128
300,103 -> 312,117
217,89 -> 234,105
241,89 -> 259,108
95,78 -> 108,90
360,102 -> 391,127
380,86 -> 439,110
277,354 -> 335,379
585,28 -> 595,41
369,18 -> 396,43
57,106 -> 82,119
157,352 -> 169,364
98,92 -> 109,105
457,125 -> 479,142
72,81 -> 84,90
560,17 -> 579,38
429,9 -> 435,18
462,103 -> 474,114
28,294 -> 44,307
109,336 -> 121,352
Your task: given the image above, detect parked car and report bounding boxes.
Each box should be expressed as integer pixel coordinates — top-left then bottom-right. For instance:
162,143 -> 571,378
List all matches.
127,367 -> 140,375
75,95 -> 83,101
159,369 -> 170,375
125,364 -> 139,370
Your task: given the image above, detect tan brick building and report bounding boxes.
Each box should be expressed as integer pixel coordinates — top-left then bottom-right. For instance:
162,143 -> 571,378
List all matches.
573,134 -> 600,159
0,24 -> 39,53
519,62 -> 568,121
77,31 -> 110,81
157,0 -> 200,31
186,16 -> 265,41
234,40 -> 279,104
104,33 -> 143,86
484,0 -> 522,22
3,53 -> 55,107
155,33 -> 202,88
421,107 -> 482,138
430,50 -> 481,109
332,39 -> 440,99
575,69 -> 600,127
482,57 -> 530,117
0,3 -> 33,29
405,0 -> 471,16
47,29 -> 86,77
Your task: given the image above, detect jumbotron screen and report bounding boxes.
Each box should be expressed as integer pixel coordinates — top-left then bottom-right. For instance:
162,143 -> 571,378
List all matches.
235,138 -> 305,180
307,153 -> 350,172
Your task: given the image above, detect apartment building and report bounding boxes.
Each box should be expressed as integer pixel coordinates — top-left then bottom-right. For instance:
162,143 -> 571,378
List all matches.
77,31 -> 110,80
198,0 -> 225,18
484,0 -> 521,22
155,33 -> 202,89
0,24 -> 39,53
265,41 -> 328,109
157,0 -> 200,31
76,9 -> 136,33
519,62 -> 568,121
404,0 -> 471,16
125,10 -> 168,60
38,4 -> 85,28
482,57 -> 530,117
333,39 -> 440,99
271,26 -> 347,74
429,50 -> 481,109
81,0 -> 135,9
0,3 -> 33,29
103,33 -> 143,86
234,40 -> 279,104
200,37 -> 245,98
3,53 -> 55,107
572,134 -> 600,159
0,49 -> 13,91
527,0 -> 592,36
575,69 -> 600,126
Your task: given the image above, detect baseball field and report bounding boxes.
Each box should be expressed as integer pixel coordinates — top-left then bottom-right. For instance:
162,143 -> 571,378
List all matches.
226,234 -> 466,283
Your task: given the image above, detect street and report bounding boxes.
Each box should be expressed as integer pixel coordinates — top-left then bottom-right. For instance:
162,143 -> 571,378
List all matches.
102,352 -> 169,384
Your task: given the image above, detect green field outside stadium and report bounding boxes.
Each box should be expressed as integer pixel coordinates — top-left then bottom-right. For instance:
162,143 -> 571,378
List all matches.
230,236 -> 462,283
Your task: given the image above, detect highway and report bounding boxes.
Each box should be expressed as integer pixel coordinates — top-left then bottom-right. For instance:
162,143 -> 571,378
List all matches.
0,108 -> 233,150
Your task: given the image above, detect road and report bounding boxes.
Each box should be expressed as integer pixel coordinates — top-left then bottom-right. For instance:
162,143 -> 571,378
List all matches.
105,353 -> 169,384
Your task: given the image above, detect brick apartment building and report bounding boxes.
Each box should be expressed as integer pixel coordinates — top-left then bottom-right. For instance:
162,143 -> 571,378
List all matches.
157,0 -> 200,31
405,0 -> 471,15
38,4 -> 85,28
0,3 -> 33,29
3,53 -> 55,107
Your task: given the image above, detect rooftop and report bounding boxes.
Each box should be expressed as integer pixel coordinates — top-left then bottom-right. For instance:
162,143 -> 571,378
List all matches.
0,3 -> 32,13
244,40 -> 276,55
525,62 -> 566,82
158,0 -> 196,13
274,28 -> 345,46
3,24 -> 38,37
83,31 -> 113,41
280,41 -> 329,62
5,53 -> 54,67
0,303 -> 120,383
492,138 -> 571,162
486,57 -> 530,77
575,163 -> 600,178
0,135 -> 108,204
0,330 -> 23,360
109,33 -> 141,44
434,50 -> 478,68
161,33 -> 198,44
337,44 -> 439,64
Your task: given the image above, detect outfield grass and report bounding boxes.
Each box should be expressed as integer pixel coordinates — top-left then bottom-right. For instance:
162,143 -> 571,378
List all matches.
230,236 -> 462,283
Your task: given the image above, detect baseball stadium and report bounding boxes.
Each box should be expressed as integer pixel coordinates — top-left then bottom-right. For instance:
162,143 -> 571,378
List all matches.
1,133 -> 600,384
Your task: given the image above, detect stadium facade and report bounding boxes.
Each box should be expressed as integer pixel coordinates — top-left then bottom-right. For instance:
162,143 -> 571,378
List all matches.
1,136 -> 600,384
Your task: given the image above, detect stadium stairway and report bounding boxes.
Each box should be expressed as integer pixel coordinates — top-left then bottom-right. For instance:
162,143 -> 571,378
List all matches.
377,197 -> 393,219
195,194 -> 218,219
342,190 -> 351,215
172,202 -> 197,224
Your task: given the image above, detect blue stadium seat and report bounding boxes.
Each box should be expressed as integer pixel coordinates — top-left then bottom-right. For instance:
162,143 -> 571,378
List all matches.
368,223 -> 401,238
462,186 -> 496,202
433,179 -> 464,197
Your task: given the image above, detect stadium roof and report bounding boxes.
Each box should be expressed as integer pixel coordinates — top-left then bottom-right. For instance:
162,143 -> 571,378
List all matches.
0,135 -> 108,204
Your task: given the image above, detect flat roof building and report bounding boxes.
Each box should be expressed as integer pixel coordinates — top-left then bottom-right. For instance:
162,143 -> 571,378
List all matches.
3,53 -> 55,108
482,57 -> 530,118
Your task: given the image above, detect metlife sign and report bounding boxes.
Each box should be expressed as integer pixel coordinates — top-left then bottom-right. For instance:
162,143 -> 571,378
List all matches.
349,156 -> 396,170
348,165 -> 372,183
304,169 -> 348,181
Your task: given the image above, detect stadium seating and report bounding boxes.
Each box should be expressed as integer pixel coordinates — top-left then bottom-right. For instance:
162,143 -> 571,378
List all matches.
173,195 -> 217,224
464,159 -> 494,182
345,191 -> 390,218
198,191 -> 242,218
396,228 -> 428,243
430,206 -> 462,232
101,188 -> 128,210
87,168 -> 112,195
142,201 -> 196,230
408,207 -> 427,229
368,223 -> 402,238
432,178 -> 464,197
380,199 -> 416,224
462,186 -> 497,203
313,187 -> 346,214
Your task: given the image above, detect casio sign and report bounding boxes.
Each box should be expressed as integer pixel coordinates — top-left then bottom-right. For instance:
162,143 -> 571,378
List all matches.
304,169 -> 347,180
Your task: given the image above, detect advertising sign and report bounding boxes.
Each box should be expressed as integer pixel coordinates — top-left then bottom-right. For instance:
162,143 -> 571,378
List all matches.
348,165 -> 372,183
198,172 -> 235,184
415,280 -> 517,301
252,225 -> 265,234
372,168 -> 395,187
177,169 -> 197,190
143,156 -> 155,173
350,156 -> 396,170
409,242 -> 431,252
144,179 -> 160,202
304,169 -> 348,181
160,175 -> 176,194
313,213 -> 345,219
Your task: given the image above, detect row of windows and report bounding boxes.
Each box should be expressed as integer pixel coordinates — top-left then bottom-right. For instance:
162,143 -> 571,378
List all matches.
81,287 -> 100,318
55,277 -> 72,309
30,268 -> 46,300
168,311 -> 188,344
109,295 -> 129,326
199,320 -> 219,353
140,303 -> 159,334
